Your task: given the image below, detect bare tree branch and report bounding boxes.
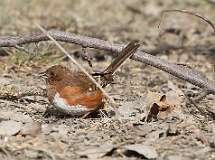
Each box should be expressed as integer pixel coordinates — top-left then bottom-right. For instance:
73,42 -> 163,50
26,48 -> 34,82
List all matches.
0,30 -> 214,94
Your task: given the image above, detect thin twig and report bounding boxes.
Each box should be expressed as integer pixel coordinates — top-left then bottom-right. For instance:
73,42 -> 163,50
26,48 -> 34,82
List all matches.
0,30 -> 215,94
158,9 -> 215,33
35,23 -> 117,112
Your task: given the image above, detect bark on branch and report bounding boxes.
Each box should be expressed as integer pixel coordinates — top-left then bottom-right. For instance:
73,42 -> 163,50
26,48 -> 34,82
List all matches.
0,30 -> 214,94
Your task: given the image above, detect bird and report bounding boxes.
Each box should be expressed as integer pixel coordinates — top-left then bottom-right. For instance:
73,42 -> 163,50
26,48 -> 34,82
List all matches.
40,41 -> 140,117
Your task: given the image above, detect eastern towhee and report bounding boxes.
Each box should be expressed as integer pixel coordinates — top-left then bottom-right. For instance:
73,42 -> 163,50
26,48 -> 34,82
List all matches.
40,41 -> 140,117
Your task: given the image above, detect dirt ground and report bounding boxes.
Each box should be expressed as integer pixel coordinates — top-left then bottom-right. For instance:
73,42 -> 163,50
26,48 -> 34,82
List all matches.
0,0 -> 215,159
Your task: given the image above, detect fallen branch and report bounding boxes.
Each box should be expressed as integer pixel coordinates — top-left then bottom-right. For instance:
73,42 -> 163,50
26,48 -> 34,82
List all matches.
0,30 -> 214,94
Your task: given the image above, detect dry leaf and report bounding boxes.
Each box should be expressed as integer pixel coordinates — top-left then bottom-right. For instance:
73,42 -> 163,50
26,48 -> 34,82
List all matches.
124,144 -> 158,159
145,91 -> 181,122
0,120 -> 22,136
19,122 -> 41,137
76,144 -> 115,159
0,111 -> 33,123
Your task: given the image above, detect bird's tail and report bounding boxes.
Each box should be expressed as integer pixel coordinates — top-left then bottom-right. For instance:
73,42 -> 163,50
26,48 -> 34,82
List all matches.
92,40 -> 140,87
93,40 -> 140,76
102,40 -> 140,75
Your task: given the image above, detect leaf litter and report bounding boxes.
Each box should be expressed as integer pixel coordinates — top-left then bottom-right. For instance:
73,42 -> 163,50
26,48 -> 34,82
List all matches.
0,0 -> 215,160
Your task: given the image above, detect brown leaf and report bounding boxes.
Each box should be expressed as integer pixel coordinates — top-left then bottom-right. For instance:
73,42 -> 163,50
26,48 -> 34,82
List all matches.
145,91 -> 181,122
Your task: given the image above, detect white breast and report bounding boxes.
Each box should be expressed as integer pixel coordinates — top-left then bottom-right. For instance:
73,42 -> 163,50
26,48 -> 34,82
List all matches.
53,93 -> 89,116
